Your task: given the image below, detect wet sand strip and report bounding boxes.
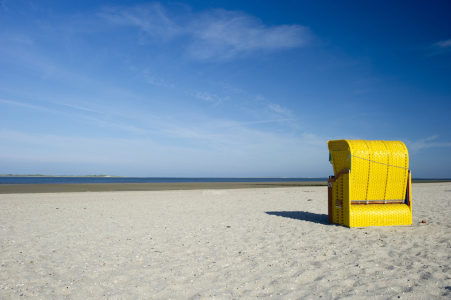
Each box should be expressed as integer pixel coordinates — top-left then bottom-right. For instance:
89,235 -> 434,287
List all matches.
2,179 -> 448,194
0,181 -> 327,194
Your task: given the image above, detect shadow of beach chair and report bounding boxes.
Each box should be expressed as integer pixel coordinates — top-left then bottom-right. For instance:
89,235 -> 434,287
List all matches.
327,140 -> 412,227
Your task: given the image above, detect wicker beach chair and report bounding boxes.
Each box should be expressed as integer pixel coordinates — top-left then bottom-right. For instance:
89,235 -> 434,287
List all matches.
327,140 -> 412,227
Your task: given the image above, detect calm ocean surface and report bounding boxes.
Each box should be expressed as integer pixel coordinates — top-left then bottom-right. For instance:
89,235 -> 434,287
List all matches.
0,177 -> 328,185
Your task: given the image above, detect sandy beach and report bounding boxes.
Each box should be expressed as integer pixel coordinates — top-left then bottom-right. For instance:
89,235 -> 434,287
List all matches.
1,182 -> 450,299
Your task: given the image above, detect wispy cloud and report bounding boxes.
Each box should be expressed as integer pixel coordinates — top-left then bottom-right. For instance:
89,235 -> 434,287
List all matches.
162,122 -> 324,157
0,98 -> 149,135
429,39 -> 451,55
0,98 -> 54,112
186,9 -> 310,60
146,76 -> 175,88
189,91 -> 227,106
0,98 -> 104,116
100,2 -> 181,41
253,95 -> 294,121
50,101 -> 104,114
434,39 -> 451,48
101,3 -> 312,60
267,103 -> 291,117
408,135 -> 451,151
0,127 -> 329,177
1,33 -> 34,45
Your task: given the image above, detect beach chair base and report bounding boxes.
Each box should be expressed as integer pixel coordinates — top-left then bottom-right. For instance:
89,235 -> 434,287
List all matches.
349,204 -> 412,227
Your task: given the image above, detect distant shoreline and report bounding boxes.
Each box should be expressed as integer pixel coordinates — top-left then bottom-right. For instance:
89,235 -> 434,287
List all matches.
0,175 -> 123,177
1,175 -> 450,180
1,179 -> 450,194
0,175 -> 327,179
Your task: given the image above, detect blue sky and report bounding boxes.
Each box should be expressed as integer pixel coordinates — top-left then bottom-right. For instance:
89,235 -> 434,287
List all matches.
1,0 -> 450,177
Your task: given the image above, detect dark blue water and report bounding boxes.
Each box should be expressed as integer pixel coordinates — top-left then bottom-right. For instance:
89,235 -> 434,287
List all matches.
0,177 -> 328,185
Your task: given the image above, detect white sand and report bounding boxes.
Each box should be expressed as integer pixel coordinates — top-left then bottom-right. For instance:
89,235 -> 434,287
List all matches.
1,183 -> 450,299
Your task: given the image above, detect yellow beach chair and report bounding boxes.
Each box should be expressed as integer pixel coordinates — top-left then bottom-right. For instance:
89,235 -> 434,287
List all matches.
327,140 -> 412,227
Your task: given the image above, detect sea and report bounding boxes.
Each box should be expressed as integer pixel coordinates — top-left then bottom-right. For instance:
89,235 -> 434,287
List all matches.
0,177 -> 328,185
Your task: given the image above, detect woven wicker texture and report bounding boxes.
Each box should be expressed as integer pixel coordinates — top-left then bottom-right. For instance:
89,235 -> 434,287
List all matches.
327,139 -> 412,227
331,174 -> 350,226
350,204 -> 411,227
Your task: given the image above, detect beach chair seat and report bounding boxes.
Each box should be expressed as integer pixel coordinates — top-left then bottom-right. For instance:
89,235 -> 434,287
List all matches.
327,140 -> 412,227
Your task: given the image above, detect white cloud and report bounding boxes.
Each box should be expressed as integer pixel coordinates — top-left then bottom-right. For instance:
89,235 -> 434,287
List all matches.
408,135 -> 451,151
267,103 -> 291,117
434,39 -> 451,48
100,2 -> 182,41
0,98 -> 55,112
251,95 -> 294,120
186,9 -> 310,60
0,98 -> 149,135
190,91 -> 226,105
193,91 -> 214,102
101,3 -> 311,60
430,39 -> 451,55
